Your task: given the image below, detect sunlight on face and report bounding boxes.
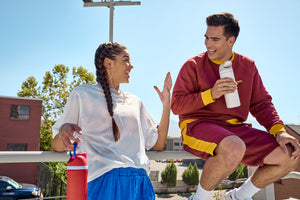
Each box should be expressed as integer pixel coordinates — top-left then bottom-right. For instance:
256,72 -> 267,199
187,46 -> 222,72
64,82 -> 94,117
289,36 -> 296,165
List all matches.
204,26 -> 235,61
108,49 -> 133,89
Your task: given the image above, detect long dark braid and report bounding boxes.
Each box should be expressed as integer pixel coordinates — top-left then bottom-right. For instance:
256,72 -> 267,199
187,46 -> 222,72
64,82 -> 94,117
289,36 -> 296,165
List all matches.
94,42 -> 127,142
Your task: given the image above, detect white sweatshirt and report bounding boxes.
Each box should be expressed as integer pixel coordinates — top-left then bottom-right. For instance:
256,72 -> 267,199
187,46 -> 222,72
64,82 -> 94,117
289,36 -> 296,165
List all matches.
52,84 -> 158,182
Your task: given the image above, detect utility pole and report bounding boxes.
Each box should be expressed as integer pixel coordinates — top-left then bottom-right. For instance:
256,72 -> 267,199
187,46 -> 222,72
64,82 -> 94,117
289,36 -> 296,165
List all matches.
83,0 -> 141,42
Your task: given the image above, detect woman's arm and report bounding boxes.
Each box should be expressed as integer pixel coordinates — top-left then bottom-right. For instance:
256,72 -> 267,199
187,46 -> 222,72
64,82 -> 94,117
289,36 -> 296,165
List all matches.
152,72 -> 172,151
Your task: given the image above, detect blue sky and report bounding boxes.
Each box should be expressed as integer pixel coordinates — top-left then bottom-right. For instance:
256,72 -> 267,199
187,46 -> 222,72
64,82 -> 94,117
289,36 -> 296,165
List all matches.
1,0 -> 300,136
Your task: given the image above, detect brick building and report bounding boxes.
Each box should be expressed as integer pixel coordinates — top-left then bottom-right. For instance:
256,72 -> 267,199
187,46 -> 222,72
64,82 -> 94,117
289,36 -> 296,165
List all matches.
0,96 -> 42,184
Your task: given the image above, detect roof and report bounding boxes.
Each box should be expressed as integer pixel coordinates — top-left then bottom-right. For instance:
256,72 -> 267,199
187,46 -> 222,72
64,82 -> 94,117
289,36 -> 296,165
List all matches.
286,124 -> 300,136
0,95 -> 42,101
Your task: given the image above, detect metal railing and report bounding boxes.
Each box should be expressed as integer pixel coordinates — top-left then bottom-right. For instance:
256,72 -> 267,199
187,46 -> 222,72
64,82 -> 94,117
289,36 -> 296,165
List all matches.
0,150 -> 199,163
1,151 -> 298,180
0,151 -> 299,200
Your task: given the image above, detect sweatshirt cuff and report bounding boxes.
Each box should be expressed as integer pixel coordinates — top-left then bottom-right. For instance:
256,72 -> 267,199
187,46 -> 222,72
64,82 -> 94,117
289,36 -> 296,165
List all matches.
201,89 -> 215,106
269,124 -> 286,137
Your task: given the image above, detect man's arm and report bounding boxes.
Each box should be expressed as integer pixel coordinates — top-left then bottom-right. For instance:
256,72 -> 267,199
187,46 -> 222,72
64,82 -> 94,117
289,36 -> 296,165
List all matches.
171,61 -> 215,115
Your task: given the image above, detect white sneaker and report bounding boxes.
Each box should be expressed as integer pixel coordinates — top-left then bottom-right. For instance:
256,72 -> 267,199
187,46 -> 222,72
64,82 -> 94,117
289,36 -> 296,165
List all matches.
188,193 -> 196,200
224,189 -> 253,200
225,189 -> 237,200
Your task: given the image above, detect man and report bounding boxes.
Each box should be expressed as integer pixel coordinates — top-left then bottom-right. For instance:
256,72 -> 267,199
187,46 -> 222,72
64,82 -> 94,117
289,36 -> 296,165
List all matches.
171,12 -> 300,200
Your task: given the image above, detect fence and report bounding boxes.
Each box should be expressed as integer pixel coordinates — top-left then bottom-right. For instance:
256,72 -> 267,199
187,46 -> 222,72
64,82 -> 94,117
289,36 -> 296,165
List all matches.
37,162 -> 66,198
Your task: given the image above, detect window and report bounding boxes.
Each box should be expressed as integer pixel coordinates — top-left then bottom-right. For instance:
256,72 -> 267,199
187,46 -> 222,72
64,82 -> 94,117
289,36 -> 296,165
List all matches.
10,105 -> 30,119
174,142 -> 180,146
0,182 -> 9,191
7,144 -> 27,151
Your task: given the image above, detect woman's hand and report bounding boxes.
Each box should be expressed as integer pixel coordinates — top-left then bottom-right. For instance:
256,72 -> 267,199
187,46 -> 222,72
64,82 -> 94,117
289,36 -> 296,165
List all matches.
52,123 -> 83,152
152,72 -> 172,151
154,72 -> 172,107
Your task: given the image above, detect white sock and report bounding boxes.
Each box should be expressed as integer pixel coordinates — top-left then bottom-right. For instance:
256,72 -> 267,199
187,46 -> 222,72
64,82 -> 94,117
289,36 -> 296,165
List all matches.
193,183 -> 213,200
234,178 -> 261,200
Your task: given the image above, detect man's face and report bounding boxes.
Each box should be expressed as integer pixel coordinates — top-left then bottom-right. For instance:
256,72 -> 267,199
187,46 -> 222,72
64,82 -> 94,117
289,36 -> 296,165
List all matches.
204,26 -> 235,61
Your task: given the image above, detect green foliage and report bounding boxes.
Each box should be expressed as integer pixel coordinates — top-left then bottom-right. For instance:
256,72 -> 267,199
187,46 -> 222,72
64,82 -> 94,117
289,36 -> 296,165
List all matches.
40,119 -> 56,151
182,162 -> 200,185
213,185 -> 224,200
44,162 -> 67,197
46,162 -> 67,182
161,160 -> 177,187
17,64 -> 96,151
228,164 -> 248,181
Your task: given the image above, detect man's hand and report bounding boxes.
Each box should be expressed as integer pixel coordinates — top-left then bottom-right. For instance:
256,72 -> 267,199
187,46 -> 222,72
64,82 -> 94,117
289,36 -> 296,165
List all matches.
276,131 -> 300,159
211,78 -> 237,99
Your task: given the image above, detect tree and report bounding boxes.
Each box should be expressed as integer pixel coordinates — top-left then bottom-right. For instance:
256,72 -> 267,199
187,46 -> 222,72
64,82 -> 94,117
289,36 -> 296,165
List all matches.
17,64 -> 96,151
161,160 -> 177,187
228,164 -> 248,181
182,162 -> 200,185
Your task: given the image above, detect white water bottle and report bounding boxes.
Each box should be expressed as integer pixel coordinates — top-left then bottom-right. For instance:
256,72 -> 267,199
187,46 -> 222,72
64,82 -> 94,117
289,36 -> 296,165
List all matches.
219,61 -> 240,108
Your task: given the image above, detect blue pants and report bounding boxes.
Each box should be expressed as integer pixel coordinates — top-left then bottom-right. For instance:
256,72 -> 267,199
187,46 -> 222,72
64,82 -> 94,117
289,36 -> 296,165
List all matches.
87,167 -> 155,200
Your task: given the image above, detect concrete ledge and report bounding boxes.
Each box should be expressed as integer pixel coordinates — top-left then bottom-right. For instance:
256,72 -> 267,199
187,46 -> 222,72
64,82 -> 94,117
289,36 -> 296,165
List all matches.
153,180 -> 197,194
152,178 -> 246,194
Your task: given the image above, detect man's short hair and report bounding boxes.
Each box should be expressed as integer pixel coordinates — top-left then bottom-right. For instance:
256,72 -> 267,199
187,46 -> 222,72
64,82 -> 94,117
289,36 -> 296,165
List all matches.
206,12 -> 240,40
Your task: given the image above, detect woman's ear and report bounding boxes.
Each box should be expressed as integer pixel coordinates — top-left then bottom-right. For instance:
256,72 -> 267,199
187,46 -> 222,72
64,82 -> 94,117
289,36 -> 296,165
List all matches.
104,57 -> 112,69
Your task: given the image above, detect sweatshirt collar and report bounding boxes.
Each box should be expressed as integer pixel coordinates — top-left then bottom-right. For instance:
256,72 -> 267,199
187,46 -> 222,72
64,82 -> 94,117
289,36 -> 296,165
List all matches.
210,52 -> 235,65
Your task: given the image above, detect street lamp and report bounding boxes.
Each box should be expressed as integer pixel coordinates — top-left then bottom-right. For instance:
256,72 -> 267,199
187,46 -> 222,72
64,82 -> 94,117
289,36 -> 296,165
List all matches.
82,0 -> 141,42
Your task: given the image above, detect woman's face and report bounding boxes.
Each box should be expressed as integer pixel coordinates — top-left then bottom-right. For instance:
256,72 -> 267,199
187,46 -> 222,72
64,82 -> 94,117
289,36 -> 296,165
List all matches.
106,49 -> 133,89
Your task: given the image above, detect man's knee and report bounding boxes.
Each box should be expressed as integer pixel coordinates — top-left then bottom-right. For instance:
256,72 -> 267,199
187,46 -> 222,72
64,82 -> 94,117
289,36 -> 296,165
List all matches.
282,154 -> 299,173
216,135 -> 246,170
265,145 -> 300,172
285,144 -> 300,171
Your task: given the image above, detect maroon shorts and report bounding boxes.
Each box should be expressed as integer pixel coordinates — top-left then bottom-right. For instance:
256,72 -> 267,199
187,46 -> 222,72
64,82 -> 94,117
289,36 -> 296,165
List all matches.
182,120 -> 279,166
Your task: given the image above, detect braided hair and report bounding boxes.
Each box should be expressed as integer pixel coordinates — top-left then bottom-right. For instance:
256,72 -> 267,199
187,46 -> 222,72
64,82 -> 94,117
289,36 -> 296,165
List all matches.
94,42 -> 127,142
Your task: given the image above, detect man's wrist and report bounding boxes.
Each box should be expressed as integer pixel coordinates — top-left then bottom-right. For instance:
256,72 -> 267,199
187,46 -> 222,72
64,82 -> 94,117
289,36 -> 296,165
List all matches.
275,131 -> 285,138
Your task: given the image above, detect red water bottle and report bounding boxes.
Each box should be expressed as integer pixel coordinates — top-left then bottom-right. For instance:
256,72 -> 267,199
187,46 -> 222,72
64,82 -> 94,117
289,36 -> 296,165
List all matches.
67,143 -> 88,200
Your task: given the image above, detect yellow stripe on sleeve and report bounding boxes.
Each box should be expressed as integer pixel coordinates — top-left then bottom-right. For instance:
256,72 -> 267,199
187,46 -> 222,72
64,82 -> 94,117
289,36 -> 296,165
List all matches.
201,89 -> 215,106
269,124 -> 286,137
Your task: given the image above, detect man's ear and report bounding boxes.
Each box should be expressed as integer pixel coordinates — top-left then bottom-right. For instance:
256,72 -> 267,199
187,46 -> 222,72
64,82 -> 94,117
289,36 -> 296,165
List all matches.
228,36 -> 236,47
104,57 -> 112,69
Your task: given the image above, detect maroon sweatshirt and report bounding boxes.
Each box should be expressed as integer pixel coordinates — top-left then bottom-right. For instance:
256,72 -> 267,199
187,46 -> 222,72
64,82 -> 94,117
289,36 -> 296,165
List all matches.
171,52 -> 285,136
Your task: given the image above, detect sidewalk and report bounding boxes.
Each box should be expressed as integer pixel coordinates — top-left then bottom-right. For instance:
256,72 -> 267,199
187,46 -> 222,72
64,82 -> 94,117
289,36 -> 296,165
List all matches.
156,190 -> 227,200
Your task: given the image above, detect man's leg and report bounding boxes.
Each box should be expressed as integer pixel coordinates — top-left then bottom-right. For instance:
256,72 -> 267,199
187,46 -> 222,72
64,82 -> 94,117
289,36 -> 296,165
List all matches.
233,144 -> 300,200
252,144 -> 299,187
191,135 -> 246,200
200,135 -> 246,190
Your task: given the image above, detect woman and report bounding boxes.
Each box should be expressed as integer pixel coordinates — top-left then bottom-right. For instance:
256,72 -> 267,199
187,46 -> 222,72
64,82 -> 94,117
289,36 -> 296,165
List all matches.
52,42 -> 172,200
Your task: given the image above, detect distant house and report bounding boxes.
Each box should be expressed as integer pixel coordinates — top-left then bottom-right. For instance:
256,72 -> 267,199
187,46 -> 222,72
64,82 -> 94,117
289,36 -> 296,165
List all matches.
0,96 -> 42,185
166,137 -> 183,151
274,124 -> 300,200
